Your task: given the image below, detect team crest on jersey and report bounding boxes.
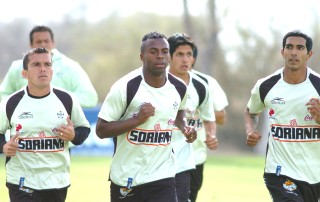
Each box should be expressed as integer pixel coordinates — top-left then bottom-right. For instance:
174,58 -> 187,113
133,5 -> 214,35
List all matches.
18,112 -> 33,119
57,111 -> 65,119
270,97 -> 285,105
283,179 -> 297,192
173,101 -> 178,109
119,187 -> 134,198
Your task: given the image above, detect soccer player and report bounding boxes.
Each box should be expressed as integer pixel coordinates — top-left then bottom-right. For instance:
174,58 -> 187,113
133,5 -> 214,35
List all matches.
244,30 -> 320,201
95,31 -> 197,202
189,45 -> 228,202
167,33 -> 218,202
0,25 -> 98,108
0,47 -> 90,202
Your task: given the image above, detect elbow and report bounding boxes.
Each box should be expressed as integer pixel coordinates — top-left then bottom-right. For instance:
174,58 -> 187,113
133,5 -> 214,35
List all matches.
95,127 -> 106,139
95,118 -> 105,139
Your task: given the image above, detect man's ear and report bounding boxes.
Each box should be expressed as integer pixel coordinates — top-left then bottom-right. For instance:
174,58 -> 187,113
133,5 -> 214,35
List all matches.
22,69 -> 28,79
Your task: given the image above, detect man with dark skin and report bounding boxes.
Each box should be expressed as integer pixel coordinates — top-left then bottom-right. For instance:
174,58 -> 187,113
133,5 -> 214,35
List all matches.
96,32 -> 197,202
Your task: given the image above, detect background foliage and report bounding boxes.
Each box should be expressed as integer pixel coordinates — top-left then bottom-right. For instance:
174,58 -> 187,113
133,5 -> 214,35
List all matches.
1,0 -> 320,153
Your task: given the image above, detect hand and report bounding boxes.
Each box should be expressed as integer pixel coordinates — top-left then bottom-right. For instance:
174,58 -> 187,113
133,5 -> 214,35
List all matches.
246,131 -> 261,147
56,116 -> 75,141
205,136 -> 218,150
183,126 -> 197,143
136,102 -> 155,125
3,133 -> 19,157
306,98 -> 320,124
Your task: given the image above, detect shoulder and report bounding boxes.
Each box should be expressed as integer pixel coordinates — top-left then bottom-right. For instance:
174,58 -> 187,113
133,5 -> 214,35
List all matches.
8,59 -> 23,71
191,69 -> 210,84
167,72 -> 187,100
4,89 -> 25,120
52,49 -> 81,67
308,67 -> 320,79
190,71 -> 209,87
52,87 -> 73,102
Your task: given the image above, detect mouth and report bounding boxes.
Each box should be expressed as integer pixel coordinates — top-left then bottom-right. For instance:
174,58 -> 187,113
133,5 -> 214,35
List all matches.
288,58 -> 299,62
154,62 -> 167,68
180,65 -> 189,70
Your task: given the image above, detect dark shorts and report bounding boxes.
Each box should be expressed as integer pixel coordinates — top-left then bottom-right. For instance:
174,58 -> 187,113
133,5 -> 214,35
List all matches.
175,170 -> 191,202
264,173 -> 320,202
7,183 -> 68,202
189,163 -> 204,202
110,177 -> 177,202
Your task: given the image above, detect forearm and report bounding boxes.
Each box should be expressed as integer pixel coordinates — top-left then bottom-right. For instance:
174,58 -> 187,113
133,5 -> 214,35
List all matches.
95,117 -> 140,139
202,120 -> 216,138
71,127 -> 91,145
214,110 -> 226,125
174,110 -> 187,131
244,108 -> 259,134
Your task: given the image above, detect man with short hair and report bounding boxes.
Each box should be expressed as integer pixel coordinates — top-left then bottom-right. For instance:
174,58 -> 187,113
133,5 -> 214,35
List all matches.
0,47 -> 90,202
245,30 -> 320,201
0,25 -> 98,108
168,33 -> 218,202
96,32 -> 197,202
189,45 -> 228,202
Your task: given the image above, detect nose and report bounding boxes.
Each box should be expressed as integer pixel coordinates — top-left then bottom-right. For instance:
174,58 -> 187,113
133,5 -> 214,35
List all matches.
39,64 -> 47,71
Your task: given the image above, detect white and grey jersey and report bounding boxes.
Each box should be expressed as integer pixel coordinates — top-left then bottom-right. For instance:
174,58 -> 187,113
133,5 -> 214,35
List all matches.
0,87 -> 90,190
247,67 -> 320,184
171,71 -> 215,173
98,67 -> 187,187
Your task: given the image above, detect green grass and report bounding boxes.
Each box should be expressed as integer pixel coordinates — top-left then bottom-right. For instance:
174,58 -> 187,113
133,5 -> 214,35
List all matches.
0,154 -> 271,202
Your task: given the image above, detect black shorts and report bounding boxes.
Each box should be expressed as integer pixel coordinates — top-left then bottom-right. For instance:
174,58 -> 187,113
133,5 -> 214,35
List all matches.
110,177 -> 177,202
7,183 -> 68,202
189,163 -> 204,202
264,173 -> 320,202
175,170 -> 191,202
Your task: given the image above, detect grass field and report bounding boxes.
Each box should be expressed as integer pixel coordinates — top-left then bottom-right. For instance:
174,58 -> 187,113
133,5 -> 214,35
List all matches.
0,154 -> 271,202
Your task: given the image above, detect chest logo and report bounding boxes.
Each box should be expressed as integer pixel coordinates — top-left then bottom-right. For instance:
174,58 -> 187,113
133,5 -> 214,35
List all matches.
270,97 -> 285,105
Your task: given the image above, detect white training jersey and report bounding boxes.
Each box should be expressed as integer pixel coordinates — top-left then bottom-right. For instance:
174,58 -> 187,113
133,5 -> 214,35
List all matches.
247,67 -> 320,184
98,67 -> 187,187
191,69 -> 228,165
0,87 -> 90,190
171,71 -> 215,173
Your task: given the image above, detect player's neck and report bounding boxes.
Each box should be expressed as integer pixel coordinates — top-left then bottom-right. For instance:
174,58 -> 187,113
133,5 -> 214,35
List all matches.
27,85 -> 51,97
283,67 -> 307,84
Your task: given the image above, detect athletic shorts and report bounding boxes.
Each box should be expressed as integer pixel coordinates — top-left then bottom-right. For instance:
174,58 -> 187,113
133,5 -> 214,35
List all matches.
264,173 -> 320,202
110,177 -> 177,202
7,183 -> 68,202
175,170 -> 191,202
189,163 -> 204,202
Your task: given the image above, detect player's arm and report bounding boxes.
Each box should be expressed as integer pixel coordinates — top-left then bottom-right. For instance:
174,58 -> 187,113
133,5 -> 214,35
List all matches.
203,120 -> 218,150
215,109 -> 226,125
244,107 -> 261,147
0,62 -> 21,101
96,103 -> 155,138
175,110 -> 197,143
68,63 -> 98,108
